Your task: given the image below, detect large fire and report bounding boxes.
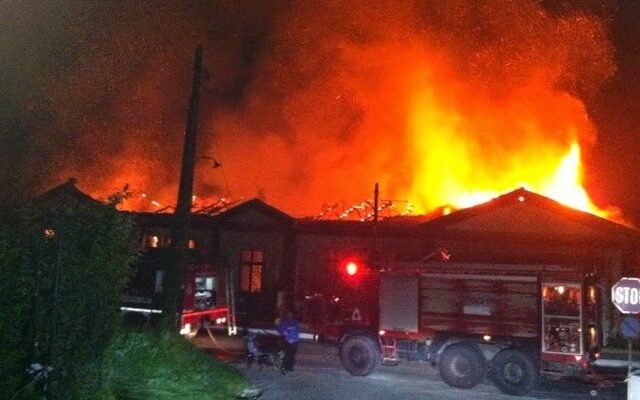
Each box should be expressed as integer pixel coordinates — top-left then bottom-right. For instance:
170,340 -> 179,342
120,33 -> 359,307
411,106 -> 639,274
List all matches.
38,2 -> 619,223
395,52 -> 614,220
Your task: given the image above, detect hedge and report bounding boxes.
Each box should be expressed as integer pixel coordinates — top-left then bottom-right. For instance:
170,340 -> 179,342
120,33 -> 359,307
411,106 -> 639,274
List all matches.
0,200 -> 139,399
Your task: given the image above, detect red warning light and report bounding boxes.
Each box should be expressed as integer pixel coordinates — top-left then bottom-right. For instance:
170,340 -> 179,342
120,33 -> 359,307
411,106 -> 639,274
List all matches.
345,261 -> 358,276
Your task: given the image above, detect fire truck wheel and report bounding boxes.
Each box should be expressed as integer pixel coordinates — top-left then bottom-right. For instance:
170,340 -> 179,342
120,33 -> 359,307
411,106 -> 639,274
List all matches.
340,335 -> 378,376
491,349 -> 538,396
439,344 -> 485,389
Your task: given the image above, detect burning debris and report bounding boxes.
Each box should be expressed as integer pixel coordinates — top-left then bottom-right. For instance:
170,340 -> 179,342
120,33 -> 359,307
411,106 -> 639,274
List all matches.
115,190 -> 238,217
314,198 -> 414,221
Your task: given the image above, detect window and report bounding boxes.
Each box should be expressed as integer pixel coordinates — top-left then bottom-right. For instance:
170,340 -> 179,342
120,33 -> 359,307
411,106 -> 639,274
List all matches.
149,235 -> 159,248
194,276 -> 216,310
144,232 -> 166,248
239,250 -> 263,293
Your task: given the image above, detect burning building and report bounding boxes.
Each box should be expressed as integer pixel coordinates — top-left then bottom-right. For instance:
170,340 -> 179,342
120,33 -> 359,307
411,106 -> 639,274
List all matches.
37,180 -> 640,348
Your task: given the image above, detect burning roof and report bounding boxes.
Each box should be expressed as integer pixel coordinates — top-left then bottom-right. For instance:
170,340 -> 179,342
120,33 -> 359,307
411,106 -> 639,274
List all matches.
418,187 -> 637,238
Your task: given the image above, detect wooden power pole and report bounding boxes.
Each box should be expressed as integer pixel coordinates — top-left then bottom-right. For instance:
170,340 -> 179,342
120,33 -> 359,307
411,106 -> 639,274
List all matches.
161,44 -> 205,333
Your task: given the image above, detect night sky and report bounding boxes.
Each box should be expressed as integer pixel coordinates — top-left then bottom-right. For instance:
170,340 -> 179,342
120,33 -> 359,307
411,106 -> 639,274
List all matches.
1,1 -> 639,222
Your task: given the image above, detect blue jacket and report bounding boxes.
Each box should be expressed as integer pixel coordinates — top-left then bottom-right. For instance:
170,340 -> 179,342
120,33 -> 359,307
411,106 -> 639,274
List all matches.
277,318 -> 300,344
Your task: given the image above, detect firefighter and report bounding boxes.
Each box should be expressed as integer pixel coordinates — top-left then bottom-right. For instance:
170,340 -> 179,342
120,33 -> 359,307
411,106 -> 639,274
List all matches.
277,310 -> 300,372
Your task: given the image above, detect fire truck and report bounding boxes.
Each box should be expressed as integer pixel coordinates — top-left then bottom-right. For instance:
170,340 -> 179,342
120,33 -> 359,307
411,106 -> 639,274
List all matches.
121,263 -> 228,335
179,264 -> 229,335
337,261 -> 604,396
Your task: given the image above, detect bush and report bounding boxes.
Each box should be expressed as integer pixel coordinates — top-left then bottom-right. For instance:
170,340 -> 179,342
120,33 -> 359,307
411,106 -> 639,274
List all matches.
0,211 -> 35,397
97,332 -> 247,400
0,200 -> 139,399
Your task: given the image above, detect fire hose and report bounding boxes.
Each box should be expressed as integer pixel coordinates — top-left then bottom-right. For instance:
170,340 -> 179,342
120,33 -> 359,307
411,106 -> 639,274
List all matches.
205,327 -> 245,355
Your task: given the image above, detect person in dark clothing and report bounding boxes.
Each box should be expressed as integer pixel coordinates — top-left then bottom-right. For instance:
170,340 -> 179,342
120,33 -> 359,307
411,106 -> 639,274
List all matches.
277,311 -> 300,371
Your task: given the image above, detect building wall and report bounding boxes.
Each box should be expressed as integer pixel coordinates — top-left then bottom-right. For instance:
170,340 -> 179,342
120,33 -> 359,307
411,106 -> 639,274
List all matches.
217,229 -> 289,324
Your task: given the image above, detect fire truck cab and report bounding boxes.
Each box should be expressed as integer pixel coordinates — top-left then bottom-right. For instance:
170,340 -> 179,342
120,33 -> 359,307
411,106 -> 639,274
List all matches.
339,262 -> 602,396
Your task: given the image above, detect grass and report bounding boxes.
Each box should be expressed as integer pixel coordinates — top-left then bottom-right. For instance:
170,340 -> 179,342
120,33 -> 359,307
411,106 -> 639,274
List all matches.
98,331 -> 248,400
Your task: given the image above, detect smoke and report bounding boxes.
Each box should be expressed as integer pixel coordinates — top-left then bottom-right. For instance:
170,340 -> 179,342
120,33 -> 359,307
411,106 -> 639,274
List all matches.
1,1 -> 615,214
205,0 -> 615,214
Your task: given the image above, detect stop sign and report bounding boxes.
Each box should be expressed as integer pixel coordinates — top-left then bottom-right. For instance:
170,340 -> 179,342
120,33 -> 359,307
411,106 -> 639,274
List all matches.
612,277 -> 640,314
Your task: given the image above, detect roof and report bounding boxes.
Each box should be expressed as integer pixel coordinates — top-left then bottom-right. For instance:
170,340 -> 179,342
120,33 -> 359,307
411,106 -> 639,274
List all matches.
125,199 -> 295,230
294,214 -> 433,237
124,211 -> 218,230
34,183 -> 639,247
33,178 -> 105,209
211,198 -> 295,228
416,187 -> 640,245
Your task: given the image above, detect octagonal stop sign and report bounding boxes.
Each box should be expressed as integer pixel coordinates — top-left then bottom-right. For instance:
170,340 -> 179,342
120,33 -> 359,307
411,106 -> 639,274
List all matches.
612,277 -> 640,314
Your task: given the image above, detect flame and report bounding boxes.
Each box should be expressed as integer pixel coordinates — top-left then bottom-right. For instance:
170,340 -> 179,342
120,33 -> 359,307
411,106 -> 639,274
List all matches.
410,140 -> 607,217
401,65 -> 616,220
541,142 -> 602,215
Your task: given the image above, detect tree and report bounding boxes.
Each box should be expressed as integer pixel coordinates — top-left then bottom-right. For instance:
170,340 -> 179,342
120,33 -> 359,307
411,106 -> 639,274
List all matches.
0,197 -> 139,399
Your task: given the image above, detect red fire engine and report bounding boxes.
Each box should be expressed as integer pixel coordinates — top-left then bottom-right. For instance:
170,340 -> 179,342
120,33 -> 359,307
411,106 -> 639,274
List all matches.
179,264 -> 228,335
334,261 -> 605,396
121,263 -> 228,335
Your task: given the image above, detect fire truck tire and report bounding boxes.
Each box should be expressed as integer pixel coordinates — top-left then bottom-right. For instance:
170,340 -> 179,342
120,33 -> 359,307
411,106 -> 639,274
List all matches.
491,349 -> 538,396
439,344 -> 485,389
340,335 -> 378,376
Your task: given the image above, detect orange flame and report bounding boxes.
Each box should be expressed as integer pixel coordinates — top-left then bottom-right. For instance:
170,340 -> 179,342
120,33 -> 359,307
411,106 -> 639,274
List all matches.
406,83 -> 615,218
541,142 -> 603,215
409,140 -> 607,217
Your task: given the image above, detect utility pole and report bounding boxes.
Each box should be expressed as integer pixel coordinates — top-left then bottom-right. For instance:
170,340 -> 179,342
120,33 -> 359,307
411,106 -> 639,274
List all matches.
161,44 -> 204,333
373,183 -> 379,223
372,182 -> 380,261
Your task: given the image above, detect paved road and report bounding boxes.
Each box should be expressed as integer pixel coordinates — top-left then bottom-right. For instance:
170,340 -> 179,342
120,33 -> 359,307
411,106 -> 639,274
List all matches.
191,334 -> 626,400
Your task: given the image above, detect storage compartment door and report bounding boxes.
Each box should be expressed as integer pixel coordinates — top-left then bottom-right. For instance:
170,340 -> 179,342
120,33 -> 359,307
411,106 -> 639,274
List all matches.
380,275 -> 418,332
